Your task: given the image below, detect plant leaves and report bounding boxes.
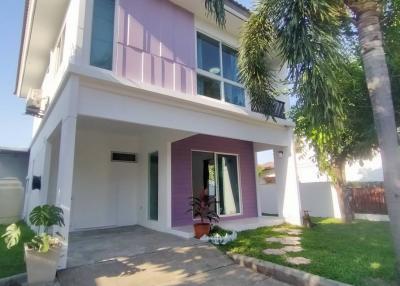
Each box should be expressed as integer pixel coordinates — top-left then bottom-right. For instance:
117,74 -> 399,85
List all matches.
1,224 -> 21,249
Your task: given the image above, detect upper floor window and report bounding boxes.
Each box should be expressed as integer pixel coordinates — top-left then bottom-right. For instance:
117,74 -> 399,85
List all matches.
90,0 -> 115,70
54,27 -> 65,73
196,32 -> 245,107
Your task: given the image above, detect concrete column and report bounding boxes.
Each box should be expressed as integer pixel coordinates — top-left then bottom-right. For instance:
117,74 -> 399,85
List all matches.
275,131 -> 302,225
166,142 -> 172,228
55,116 -> 77,269
254,150 -> 263,217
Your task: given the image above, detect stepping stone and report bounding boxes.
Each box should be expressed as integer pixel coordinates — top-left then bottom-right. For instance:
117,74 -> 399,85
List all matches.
263,248 -> 287,255
266,236 -> 301,245
272,227 -> 291,233
287,229 -> 302,235
272,228 -> 302,236
286,257 -> 311,265
266,237 -> 283,243
282,246 -> 303,253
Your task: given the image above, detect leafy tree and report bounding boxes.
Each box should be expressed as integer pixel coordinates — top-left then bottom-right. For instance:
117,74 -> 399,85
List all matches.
293,60 -> 377,222
205,0 -> 400,274
383,0 -> 400,124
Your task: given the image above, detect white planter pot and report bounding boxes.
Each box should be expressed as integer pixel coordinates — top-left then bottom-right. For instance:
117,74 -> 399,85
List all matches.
24,244 -> 61,284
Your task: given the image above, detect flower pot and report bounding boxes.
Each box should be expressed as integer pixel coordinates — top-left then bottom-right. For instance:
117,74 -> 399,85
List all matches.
193,222 -> 211,239
24,244 -> 61,284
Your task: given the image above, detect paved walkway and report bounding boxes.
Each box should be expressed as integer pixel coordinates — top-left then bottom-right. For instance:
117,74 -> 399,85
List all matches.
59,226 -> 289,286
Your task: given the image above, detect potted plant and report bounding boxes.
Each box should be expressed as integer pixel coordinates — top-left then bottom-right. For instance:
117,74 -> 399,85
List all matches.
188,189 -> 219,239
2,204 -> 64,284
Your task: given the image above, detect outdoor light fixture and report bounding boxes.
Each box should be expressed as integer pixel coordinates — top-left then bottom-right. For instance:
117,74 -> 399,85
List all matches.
278,151 -> 284,158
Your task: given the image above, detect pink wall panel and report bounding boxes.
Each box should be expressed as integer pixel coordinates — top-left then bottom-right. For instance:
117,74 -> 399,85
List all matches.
175,64 -> 194,95
116,0 -> 196,95
125,47 -> 142,82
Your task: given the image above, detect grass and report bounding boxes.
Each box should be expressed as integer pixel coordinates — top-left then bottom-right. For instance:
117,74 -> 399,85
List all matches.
0,221 -> 34,279
218,218 -> 396,285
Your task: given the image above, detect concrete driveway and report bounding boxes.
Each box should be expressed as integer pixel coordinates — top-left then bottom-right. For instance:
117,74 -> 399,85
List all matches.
58,226 -> 288,286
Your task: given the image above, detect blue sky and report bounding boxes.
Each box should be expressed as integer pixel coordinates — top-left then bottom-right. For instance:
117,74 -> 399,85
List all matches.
0,0 -> 253,149
0,0 -> 32,148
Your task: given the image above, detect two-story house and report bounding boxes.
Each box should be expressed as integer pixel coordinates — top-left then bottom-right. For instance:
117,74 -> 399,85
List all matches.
16,0 -> 302,268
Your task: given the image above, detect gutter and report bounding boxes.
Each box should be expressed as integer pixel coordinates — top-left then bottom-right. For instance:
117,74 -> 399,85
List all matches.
14,0 -> 31,96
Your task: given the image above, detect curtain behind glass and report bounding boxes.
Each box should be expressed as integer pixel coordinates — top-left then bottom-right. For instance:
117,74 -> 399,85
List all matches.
217,154 -> 240,215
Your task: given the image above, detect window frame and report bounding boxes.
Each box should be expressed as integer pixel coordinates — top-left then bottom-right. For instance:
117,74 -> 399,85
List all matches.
89,0 -> 117,71
195,30 -> 246,107
190,150 -> 243,218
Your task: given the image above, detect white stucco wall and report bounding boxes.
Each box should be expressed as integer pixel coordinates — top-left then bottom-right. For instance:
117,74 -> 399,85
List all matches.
258,184 -> 279,215
295,145 -> 383,219
70,129 -> 140,230
299,182 -> 342,218
0,151 -> 29,223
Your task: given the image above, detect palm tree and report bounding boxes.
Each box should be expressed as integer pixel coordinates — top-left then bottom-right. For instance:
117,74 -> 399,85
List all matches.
205,0 -> 400,275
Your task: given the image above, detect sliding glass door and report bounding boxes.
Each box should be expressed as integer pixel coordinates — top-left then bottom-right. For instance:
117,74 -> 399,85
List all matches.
217,154 -> 241,215
192,151 -> 241,216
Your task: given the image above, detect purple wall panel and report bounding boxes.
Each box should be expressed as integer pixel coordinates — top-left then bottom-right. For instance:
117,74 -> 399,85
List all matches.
171,134 -> 258,227
116,0 -> 196,94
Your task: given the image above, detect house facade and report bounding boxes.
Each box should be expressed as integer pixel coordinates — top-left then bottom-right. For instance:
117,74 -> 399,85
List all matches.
16,0 -> 302,268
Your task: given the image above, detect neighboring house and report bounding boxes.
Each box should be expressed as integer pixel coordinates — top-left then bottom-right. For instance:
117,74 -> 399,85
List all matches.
15,0 -> 302,268
0,147 -> 29,224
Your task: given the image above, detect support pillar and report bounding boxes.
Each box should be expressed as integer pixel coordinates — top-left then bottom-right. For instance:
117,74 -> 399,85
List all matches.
54,116 -> 77,269
275,130 -> 302,225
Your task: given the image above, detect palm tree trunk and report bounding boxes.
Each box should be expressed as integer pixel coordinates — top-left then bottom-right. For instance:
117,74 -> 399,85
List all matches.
346,0 -> 400,277
332,162 -> 353,223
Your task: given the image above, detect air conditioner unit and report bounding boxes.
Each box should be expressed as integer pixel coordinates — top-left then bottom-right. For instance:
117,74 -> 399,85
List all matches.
26,89 -> 47,118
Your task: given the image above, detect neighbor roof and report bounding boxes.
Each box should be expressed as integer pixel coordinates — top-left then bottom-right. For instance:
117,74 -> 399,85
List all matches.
226,0 -> 250,15
0,146 -> 29,154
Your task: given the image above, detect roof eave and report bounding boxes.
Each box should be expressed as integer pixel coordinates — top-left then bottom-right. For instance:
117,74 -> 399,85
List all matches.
14,0 -> 32,97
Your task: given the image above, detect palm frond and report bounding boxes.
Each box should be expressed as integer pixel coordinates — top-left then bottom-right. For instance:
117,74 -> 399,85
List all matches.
238,1 -> 277,119
205,0 -> 226,27
269,0 -> 347,128
239,0 -> 347,128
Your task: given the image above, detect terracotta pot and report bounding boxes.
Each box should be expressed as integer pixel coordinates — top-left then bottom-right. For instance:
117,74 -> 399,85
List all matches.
193,222 -> 211,239
24,244 -> 61,284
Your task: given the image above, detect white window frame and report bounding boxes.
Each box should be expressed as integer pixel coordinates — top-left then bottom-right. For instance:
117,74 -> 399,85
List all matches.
195,30 -> 246,108
191,150 -> 243,218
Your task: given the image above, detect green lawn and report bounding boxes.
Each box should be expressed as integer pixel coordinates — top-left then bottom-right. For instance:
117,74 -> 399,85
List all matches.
0,221 -> 34,279
218,218 -> 396,286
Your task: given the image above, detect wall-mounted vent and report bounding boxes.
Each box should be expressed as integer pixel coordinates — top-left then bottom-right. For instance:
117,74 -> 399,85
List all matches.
111,152 -> 137,163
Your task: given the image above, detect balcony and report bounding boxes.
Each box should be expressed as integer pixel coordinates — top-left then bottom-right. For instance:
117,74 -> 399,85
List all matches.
251,99 -> 286,119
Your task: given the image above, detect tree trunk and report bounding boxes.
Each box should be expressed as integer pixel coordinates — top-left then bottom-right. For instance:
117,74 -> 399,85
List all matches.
346,0 -> 400,277
332,163 -> 353,223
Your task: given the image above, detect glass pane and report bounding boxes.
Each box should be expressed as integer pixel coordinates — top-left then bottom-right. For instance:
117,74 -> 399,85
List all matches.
217,154 -> 240,215
192,152 -> 217,216
90,0 -> 115,70
149,152 -> 158,221
197,32 -> 221,75
197,74 -> 221,100
224,83 -> 245,107
90,40 -> 114,70
222,45 -> 239,82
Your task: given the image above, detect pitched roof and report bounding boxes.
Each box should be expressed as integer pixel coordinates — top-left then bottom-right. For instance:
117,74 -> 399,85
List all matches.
225,0 -> 250,16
